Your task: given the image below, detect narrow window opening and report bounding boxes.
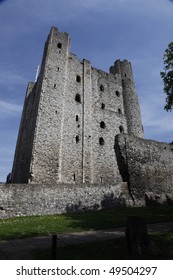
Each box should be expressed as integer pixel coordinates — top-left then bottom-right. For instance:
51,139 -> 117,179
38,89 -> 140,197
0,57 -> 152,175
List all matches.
119,126 -> 124,133
75,94 -> 81,103
76,115 -> 79,121
101,103 -> 105,109
100,84 -> 104,91
57,43 -> 62,49
100,177 -> 103,183
124,73 -> 127,77
57,67 -> 60,71
55,110 -> 58,114
76,75 -> 81,83
76,136 -> 79,143
73,174 -> 76,181
100,121 -> 106,129
54,84 -> 56,88
99,137 -> 105,146
116,90 -> 120,97
118,108 -> 122,115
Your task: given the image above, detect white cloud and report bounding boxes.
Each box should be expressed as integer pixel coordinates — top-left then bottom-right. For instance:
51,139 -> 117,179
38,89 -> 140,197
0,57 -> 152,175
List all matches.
0,100 -> 22,115
0,65 -> 28,91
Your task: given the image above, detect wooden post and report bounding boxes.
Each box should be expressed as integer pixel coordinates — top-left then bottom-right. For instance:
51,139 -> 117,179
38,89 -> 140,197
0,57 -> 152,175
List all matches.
52,234 -> 57,259
125,216 -> 150,259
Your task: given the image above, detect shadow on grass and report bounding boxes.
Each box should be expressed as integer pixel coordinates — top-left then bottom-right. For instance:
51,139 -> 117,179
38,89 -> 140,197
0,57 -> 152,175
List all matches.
32,232 -> 173,260
62,204 -> 173,232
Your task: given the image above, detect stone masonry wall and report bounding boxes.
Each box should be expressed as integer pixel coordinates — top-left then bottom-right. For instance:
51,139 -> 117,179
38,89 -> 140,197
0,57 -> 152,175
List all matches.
29,27 -> 128,185
90,66 -> 127,184
11,26 -> 144,185
115,134 -> 173,204
0,182 -> 132,219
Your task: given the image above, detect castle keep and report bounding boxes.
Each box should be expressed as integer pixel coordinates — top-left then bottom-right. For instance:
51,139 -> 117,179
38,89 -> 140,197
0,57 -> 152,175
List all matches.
1,26 -> 173,219
11,26 -> 143,184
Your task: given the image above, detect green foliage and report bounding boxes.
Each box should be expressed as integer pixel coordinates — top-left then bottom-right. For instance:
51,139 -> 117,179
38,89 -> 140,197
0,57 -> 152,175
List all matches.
160,42 -> 173,111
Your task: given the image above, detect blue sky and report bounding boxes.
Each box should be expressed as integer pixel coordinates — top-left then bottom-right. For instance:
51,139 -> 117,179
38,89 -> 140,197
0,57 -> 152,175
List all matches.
0,0 -> 173,182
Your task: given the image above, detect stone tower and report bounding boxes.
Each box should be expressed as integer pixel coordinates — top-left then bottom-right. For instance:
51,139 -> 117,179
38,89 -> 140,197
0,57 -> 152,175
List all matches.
11,26 -> 144,184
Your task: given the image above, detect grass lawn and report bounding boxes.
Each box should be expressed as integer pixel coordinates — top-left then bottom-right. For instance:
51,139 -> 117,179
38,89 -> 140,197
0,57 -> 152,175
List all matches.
0,205 -> 173,240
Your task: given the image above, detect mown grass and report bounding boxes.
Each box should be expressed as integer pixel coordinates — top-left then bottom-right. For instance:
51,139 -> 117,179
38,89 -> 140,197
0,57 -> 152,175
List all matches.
32,232 -> 173,260
0,205 -> 173,240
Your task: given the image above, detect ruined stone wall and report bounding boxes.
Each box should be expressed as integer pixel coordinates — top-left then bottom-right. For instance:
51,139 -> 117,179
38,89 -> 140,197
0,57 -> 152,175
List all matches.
0,182 -> 132,219
115,134 -> 173,204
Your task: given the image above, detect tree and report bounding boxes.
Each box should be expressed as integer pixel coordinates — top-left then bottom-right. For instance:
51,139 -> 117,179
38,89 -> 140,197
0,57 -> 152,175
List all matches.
160,42 -> 173,111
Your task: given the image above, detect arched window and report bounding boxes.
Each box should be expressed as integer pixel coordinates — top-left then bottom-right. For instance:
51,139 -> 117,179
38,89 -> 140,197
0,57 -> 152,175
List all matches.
76,136 -> 79,143
57,43 -> 62,49
76,75 -> 81,83
100,84 -> 104,92
118,108 -> 122,115
99,137 -> 105,146
101,103 -> 105,109
119,126 -> 124,133
100,121 -> 106,129
116,90 -> 120,97
75,94 -> 81,103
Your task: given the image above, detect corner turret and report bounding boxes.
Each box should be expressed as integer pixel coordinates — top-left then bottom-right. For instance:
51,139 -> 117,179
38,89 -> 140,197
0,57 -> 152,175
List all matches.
110,60 -> 144,138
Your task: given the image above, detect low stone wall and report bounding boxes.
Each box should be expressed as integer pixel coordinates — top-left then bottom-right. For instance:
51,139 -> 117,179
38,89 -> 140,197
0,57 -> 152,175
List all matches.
115,134 -> 173,202
0,182 -> 133,219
